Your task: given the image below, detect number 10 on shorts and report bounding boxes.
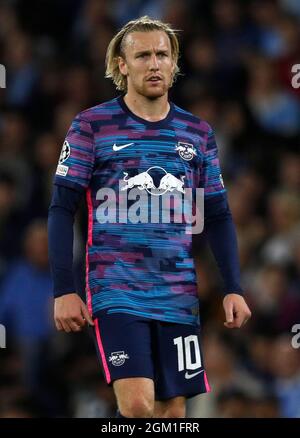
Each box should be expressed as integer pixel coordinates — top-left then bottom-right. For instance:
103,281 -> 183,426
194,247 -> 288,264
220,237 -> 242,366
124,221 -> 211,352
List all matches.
173,335 -> 202,371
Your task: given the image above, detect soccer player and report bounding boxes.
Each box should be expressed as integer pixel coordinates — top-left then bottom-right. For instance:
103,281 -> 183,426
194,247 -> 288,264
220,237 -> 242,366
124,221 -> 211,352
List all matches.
48,16 -> 251,418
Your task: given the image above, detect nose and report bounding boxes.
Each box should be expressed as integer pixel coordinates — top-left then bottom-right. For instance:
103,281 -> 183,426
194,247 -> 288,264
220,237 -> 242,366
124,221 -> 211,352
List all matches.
149,54 -> 159,71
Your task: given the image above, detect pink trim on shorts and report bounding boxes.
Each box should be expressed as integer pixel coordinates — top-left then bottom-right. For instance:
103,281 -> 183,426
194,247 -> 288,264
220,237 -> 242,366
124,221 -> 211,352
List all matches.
204,371 -> 211,393
94,318 -> 111,384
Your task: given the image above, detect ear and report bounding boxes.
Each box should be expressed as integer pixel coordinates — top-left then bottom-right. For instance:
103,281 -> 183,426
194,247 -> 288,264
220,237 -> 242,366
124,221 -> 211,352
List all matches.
118,56 -> 128,76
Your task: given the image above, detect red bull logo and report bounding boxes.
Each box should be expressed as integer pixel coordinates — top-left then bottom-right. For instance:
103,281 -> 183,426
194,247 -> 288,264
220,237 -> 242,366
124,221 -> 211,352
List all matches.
121,167 -> 185,195
121,171 -> 155,191
158,173 -> 185,194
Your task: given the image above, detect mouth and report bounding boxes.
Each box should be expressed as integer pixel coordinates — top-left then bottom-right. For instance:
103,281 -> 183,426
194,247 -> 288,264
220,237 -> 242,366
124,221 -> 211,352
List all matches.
147,76 -> 162,82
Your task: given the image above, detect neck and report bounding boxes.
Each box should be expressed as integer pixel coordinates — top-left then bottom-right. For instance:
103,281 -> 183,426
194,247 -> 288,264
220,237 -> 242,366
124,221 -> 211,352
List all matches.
124,91 -> 170,122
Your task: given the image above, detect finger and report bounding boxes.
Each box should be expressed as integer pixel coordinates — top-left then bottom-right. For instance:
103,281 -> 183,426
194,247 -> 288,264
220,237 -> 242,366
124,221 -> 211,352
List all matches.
241,316 -> 250,327
72,314 -> 86,328
224,301 -> 234,324
234,313 -> 244,328
224,321 -> 235,329
224,310 -> 241,328
55,319 -> 63,331
60,320 -> 72,333
81,305 -> 94,326
66,318 -> 83,332
234,310 -> 252,328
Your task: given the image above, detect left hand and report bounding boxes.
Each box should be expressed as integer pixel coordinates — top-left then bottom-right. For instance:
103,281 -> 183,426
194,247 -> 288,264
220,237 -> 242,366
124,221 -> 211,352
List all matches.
223,293 -> 252,329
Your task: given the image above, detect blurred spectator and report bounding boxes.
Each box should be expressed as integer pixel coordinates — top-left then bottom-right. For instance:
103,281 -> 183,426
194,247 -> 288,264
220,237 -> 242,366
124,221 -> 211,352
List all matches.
246,333 -> 274,382
249,264 -> 300,334
26,132 -> 61,218
4,31 -> 39,108
0,110 -> 32,208
270,335 -> 300,418
278,152 -> 300,194
262,190 -> 300,265
72,0 -> 113,43
291,237 -> 300,290
227,171 -> 267,268
0,220 -> 58,416
53,102 -> 81,142
251,394 -> 280,418
61,66 -> 93,109
111,0 -> 166,27
216,387 -> 253,418
250,0 -> 284,58
0,3 -> 18,38
0,393 -> 37,418
276,15 -> 300,99
0,171 -> 28,278
212,0 -> 257,95
280,0 -> 300,18
163,0 -> 192,30
247,56 -> 300,136
187,331 -> 264,417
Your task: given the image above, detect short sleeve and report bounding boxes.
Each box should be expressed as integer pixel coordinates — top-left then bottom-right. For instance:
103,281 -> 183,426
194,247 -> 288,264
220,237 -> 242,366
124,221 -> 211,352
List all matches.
202,125 -> 226,198
54,114 -> 95,192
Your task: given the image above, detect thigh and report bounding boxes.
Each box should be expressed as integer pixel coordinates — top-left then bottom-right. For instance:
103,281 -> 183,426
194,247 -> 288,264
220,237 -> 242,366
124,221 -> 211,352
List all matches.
153,322 -> 211,400
92,310 -> 154,384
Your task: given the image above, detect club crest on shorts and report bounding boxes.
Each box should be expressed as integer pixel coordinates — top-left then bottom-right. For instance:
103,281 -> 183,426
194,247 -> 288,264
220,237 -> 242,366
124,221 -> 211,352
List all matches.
109,351 -> 129,366
59,140 -> 71,164
175,142 -> 197,161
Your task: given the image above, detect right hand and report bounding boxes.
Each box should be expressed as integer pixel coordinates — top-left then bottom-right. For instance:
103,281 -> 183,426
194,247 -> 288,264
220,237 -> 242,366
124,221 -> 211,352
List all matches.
54,293 -> 94,332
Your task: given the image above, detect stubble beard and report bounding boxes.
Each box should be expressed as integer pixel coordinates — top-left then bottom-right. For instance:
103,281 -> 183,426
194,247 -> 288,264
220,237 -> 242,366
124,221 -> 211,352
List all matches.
131,75 -> 173,100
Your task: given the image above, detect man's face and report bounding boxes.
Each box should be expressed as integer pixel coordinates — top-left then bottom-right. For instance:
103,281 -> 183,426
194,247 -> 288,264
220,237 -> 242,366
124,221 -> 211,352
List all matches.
118,31 -> 175,99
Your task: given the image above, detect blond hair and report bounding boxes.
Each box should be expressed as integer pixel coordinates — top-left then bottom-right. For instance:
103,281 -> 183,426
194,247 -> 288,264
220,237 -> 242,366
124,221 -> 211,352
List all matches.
105,16 -> 180,91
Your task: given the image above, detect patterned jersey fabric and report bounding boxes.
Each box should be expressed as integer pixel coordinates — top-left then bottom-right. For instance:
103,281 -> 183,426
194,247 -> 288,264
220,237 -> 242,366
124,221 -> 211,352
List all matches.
54,96 -> 226,326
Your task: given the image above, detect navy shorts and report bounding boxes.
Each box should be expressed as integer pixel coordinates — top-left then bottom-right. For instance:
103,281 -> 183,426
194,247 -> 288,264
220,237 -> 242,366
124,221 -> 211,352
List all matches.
92,310 -> 211,400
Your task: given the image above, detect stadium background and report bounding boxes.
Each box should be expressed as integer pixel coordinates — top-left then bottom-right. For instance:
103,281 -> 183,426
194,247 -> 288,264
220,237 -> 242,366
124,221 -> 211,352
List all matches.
0,0 -> 300,418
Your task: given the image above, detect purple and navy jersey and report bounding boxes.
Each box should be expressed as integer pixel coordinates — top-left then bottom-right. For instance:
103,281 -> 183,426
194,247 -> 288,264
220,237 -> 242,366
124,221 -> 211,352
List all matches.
54,96 -> 225,326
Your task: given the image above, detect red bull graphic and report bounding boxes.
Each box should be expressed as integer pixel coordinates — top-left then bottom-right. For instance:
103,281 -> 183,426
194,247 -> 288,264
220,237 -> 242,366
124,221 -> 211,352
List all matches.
121,171 -> 155,191
158,173 -> 185,194
121,167 -> 185,195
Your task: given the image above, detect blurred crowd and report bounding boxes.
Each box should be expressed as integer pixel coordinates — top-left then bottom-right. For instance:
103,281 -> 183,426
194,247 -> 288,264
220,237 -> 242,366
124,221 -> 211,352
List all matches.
0,0 -> 300,418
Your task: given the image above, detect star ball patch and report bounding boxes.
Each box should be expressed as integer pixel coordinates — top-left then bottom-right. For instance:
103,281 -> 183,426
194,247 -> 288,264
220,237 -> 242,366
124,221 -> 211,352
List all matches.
59,140 -> 71,164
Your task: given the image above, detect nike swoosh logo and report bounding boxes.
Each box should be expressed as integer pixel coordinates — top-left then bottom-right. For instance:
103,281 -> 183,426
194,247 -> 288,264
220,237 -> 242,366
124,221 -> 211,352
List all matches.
184,370 -> 204,380
113,143 -> 134,151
